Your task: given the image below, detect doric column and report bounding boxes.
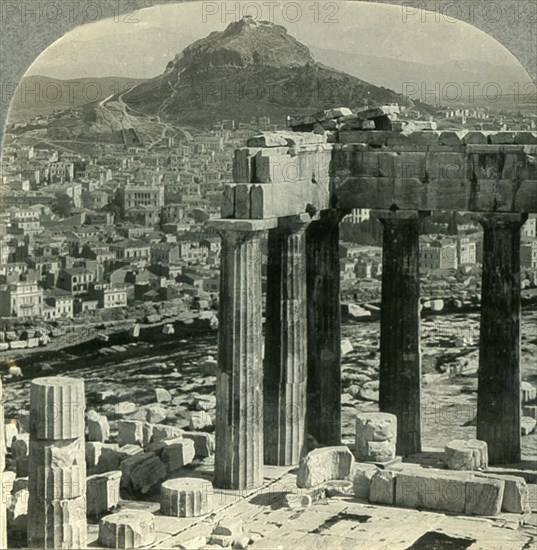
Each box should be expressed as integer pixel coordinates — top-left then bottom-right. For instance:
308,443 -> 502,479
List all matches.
0,378 -> 7,549
264,214 -> 310,465
377,210 -> 429,456
27,376 -> 87,549
477,213 -> 527,464
211,219 -> 276,490
306,209 -> 345,445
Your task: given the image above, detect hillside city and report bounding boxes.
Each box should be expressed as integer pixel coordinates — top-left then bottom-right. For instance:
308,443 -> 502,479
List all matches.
1,12 -> 537,550
1,101 -> 537,349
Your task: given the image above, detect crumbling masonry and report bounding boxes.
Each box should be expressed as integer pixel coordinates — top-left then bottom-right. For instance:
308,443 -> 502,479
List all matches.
209,110 -> 537,489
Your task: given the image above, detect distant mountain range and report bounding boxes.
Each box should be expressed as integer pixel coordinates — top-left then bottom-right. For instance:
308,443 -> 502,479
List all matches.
8,76 -> 145,122
311,47 -> 533,106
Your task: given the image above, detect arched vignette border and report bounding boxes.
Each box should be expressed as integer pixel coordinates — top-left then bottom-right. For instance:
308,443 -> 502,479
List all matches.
0,0 -> 535,141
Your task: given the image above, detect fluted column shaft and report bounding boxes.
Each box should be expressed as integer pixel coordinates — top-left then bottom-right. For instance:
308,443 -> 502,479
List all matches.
378,211 -> 428,456
477,213 -> 527,464
264,215 -> 309,465
306,209 -> 344,445
28,376 -> 87,549
213,219 -> 274,490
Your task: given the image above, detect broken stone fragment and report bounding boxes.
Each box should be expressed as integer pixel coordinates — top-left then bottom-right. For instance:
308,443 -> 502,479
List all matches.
118,420 -> 145,447
369,469 -> 396,505
160,438 -> 195,474
151,424 -> 183,443
98,510 -> 156,549
160,477 -> 213,517
288,114 -> 317,128
112,402 -> 137,419
162,324 -> 175,335
317,107 -> 353,121
296,446 -> 354,488
465,477 -> 505,516
405,120 -> 437,131
341,338 -> 353,356
121,452 -> 167,495
189,411 -> 213,431
212,516 -> 243,538
338,117 -> 376,131
87,410 -> 110,442
365,441 -> 396,462
194,395 -> 217,411
444,439 -> 488,470
323,480 -> 354,497
352,463 -> 380,499
358,385 -> 380,403
521,416 -> 536,435
247,133 -> 289,148
86,442 -> 123,474
475,473 -> 531,514
209,534 -> 233,547
198,356 -> 218,376
144,405 -> 168,424
87,471 -> 121,517
183,432 -> 213,457
155,387 -> 172,403
355,105 -> 400,120
356,413 -> 397,447
355,412 -> 397,462
147,436 -> 183,455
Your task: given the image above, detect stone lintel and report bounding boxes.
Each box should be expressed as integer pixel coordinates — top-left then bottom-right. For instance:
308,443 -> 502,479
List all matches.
207,218 -> 278,233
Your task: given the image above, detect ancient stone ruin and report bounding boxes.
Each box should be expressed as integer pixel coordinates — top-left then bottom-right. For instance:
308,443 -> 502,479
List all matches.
0,107 -> 536,547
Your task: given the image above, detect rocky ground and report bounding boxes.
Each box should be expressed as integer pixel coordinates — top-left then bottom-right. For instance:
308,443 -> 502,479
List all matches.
2,310 -> 536,548
2,310 -> 536,458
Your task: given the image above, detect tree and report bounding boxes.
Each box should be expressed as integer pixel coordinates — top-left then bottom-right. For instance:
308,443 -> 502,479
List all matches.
51,193 -> 73,218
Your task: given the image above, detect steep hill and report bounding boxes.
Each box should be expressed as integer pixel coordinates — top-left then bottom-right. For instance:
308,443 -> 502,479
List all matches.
122,16 -> 418,127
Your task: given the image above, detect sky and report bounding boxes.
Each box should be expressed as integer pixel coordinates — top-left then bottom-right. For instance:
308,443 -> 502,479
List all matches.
26,1 -> 530,81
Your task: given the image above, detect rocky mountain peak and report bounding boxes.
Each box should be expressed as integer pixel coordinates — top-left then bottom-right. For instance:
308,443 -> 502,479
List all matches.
167,16 -> 314,73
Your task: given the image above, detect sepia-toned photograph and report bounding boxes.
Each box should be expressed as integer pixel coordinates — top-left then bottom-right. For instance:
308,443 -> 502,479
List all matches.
0,1 -> 536,548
